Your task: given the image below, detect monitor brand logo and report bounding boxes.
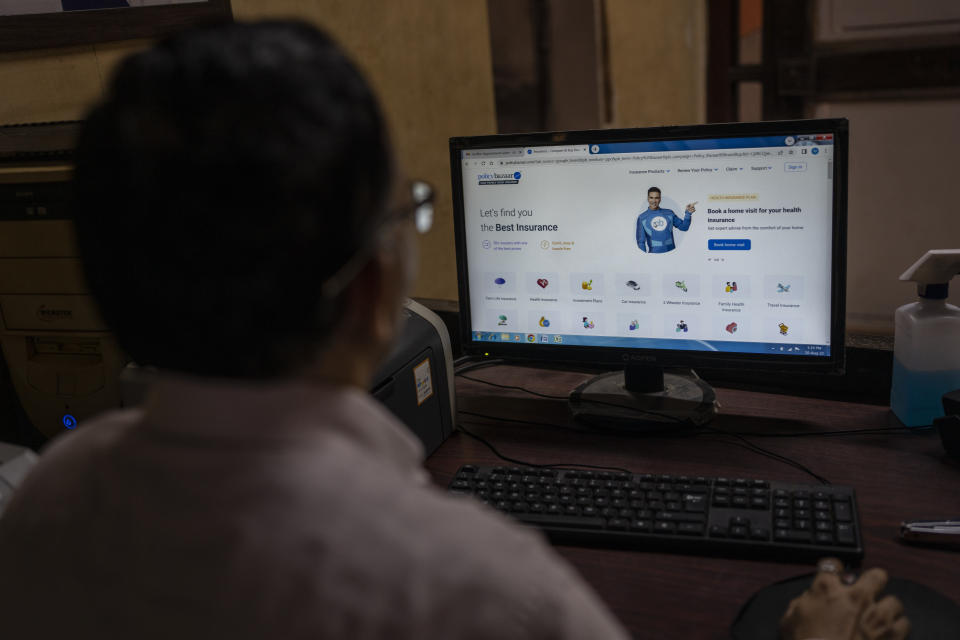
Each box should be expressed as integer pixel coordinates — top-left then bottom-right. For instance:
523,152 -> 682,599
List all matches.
36,305 -> 72,322
622,353 -> 657,362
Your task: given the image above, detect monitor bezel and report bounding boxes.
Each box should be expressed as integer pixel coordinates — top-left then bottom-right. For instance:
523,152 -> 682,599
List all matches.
450,119 -> 848,373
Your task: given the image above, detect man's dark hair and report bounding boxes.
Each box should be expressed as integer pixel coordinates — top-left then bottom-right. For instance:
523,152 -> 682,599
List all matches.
72,21 -> 393,378
648,187 -> 661,196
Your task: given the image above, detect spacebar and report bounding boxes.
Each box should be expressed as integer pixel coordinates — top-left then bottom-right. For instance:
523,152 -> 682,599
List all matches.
515,514 -> 606,530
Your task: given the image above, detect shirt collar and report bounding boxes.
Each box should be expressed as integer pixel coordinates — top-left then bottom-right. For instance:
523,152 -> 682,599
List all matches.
140,373 -> 425,473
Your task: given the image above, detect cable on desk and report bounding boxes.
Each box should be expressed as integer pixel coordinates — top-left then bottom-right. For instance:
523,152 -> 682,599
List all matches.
456,422 -> 634,474
453,356 -> 503,380
453,355 -> 477,368
460,374 -> 926,440
457,374 -> 567,400
712,425 -> 933,438
698,426 -> 831,485
459,410 -> 582,431
458,378 -> 832,484
459,415 -> 830,483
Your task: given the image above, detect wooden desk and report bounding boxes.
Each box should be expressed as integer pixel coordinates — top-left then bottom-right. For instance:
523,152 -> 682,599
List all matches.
425,365 -> 960,639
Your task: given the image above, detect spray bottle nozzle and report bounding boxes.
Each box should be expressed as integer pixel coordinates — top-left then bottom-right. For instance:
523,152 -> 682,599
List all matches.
900,249 -> 960,299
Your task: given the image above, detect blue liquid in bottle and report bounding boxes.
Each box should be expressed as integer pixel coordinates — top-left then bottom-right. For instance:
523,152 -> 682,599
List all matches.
891,357 -> 960,427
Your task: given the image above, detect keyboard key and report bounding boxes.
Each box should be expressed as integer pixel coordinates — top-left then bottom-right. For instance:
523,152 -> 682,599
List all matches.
815,532 -> 834,545
709,525 -> 727,538
517,513 -> 605,529
607,518 -> 629,530
656,511 -> 705,523
677,523 -> 704,536
775,529 -> 812,544
654,521 -> 676,534
836,523 -> 856,545
630,519 -> 652,532
834,501 -> 852,522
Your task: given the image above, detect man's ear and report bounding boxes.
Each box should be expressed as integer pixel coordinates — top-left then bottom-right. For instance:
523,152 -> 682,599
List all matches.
338,250 -> 399,348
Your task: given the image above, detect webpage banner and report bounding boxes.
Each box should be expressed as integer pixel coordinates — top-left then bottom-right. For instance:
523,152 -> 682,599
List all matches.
462,138 -> 835,356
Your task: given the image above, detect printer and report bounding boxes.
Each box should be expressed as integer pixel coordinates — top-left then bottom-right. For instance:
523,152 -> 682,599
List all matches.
371,299 -> 456,456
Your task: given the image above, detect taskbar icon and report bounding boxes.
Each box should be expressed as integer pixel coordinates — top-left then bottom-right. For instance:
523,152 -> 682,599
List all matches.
478,332 -> 565,344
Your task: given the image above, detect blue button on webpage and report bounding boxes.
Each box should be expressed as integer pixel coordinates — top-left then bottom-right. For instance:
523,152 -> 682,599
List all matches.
708,239 -> 751,250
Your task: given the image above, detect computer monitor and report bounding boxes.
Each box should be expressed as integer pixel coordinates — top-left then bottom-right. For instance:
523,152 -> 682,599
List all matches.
450,119 -> 848,428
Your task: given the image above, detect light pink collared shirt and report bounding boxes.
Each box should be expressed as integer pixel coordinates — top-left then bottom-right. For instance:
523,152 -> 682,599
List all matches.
0,376 -> 628,639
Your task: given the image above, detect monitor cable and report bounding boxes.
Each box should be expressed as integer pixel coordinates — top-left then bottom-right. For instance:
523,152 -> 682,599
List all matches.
456,373 -> 833,484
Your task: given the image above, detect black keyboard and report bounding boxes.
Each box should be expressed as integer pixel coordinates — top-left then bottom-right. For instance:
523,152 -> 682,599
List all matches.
448,465 -> 864,563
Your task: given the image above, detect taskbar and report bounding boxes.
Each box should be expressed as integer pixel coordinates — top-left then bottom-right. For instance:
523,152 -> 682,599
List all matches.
471,331 -> 830,357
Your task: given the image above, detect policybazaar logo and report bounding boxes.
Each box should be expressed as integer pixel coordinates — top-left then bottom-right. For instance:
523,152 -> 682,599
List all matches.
478,171 -> 522,186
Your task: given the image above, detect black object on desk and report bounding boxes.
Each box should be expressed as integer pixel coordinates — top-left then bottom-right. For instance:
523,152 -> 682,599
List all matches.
935,389 -> 960,461
449,465 -> 864,564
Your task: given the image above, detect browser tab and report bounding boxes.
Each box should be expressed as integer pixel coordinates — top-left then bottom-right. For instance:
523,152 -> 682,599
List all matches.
462,148 -> 524,159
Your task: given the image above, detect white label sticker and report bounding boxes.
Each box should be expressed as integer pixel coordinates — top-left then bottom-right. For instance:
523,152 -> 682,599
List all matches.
413,358 -> 434,406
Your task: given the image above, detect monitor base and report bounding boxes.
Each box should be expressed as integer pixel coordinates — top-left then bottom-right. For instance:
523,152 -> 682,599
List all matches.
569,368 -> 717,431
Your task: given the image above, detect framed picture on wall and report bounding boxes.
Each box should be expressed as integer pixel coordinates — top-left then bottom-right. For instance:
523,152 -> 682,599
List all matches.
0,0 -> 232,52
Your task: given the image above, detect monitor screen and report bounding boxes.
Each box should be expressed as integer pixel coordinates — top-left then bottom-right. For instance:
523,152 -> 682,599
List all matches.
450,119 -> 847,374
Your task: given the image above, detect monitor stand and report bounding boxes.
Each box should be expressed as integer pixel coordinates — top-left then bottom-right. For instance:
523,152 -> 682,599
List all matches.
568,365 -> 717,431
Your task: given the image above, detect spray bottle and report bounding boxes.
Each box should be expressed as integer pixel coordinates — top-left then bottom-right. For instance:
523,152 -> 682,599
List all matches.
890,249 -> 960,426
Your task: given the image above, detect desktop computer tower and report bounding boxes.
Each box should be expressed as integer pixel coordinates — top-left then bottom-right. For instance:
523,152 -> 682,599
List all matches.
0,122 -> 127,442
